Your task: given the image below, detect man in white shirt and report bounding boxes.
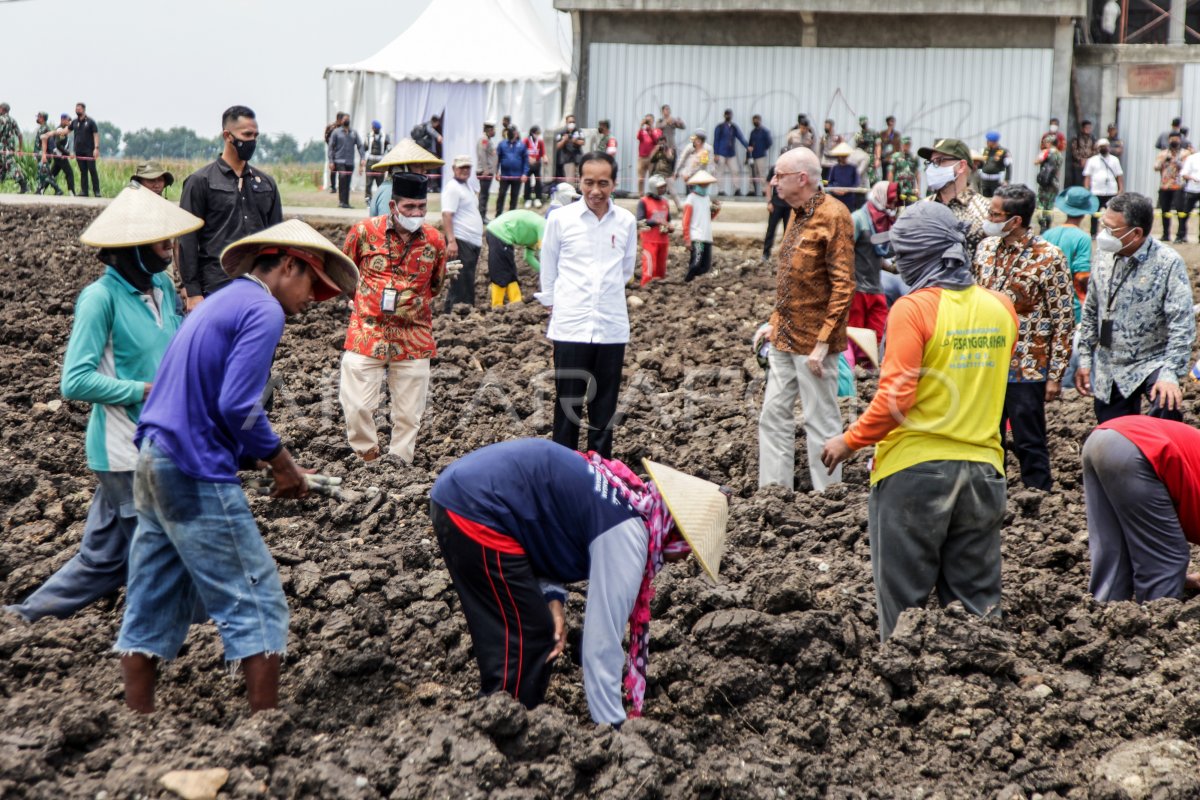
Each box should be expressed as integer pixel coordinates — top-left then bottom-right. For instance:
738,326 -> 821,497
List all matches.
1179,147 -> 1200,244
1083,138 -> 1125,236
536,152 -> 637,458
441,154 -> 484,309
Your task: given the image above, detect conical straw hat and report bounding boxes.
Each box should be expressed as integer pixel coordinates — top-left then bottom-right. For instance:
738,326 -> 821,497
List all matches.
373,138 -> 445,171
847,326 -> 880,367
686,169 -> 717,186
220,219 -> 359,299
829,141 -> 853,158
642,459 -> 729,580
79,183 -> 203,247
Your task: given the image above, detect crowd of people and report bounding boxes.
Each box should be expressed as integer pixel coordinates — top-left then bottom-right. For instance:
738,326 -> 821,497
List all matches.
2,98 -> 1199,733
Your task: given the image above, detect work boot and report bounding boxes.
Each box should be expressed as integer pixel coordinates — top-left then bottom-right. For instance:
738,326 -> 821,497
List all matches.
490,283 -> 506,307
505,282 -> 523,304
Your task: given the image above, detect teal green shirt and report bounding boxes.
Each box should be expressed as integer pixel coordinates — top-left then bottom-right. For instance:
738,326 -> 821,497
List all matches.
61,268 -> 182,472
1042,224 -> 1092,323
487,210 -> 545,270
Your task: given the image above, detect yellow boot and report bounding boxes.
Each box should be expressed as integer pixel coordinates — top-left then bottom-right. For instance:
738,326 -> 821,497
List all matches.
490,283 -> 506,307
505,282 -> 523,304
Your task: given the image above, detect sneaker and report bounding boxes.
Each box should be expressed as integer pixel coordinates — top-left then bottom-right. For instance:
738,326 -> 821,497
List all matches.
524,199 -> 533,209
534,199 -> 543,208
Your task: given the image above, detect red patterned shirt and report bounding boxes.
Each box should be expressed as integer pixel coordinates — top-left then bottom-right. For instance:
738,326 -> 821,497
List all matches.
343,216 -> 446,362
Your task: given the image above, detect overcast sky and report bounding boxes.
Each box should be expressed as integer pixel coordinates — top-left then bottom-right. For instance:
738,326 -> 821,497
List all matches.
0,0 -> 434,142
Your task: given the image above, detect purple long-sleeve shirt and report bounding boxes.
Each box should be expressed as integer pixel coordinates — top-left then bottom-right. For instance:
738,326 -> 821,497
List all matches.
136,277 -> 284,482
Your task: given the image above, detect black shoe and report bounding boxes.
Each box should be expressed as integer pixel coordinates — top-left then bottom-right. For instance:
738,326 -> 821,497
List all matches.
734,189 -> 743,196
1174,237 -> 1187,244
338,203 -> 351,209
328,187 -> 336,194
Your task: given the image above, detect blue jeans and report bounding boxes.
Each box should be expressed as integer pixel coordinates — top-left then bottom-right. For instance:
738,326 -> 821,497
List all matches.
6,471 -> 136,622
116,440 -> 288,662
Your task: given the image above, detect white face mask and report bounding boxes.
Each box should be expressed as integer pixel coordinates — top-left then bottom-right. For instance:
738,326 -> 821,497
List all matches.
982,218 -> 1014,238
1096,227 -> 1135,253
925,163 -> 958,192
394,212 -> 423,233
1049,124 -> 1059,133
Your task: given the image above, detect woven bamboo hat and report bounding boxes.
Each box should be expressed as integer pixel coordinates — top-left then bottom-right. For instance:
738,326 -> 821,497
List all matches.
642,459 -> 730,580
220,219 -> 359,301
79,183 -> 203,247
374,138 -> 445,171
686,169 -> 717,186
847,326 -> 880,367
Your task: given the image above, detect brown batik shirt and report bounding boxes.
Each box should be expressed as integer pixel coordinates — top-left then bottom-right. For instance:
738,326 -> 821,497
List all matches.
976,231 -> 1074,383
929,187 -> 991,268
769,190 -> 856,355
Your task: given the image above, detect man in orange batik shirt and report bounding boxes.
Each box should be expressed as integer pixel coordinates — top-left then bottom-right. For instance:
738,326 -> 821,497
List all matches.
339,172 -> 453,465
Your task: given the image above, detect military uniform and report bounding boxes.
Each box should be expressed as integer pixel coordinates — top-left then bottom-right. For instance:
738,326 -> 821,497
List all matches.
0,112 -> 28,193
855,126 -> 879,185
889,150 -> 919,204
33,123 -> 62,195
979,144 -> 1012,198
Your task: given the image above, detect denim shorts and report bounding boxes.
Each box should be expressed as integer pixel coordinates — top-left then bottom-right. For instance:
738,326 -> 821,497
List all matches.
116,440 -> 289,662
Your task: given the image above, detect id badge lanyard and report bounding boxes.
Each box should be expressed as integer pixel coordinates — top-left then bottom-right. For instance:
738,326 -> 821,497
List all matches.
1101,255 -> 1137,348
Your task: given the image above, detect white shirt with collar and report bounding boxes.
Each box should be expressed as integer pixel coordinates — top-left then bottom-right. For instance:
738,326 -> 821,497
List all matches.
536,198 -> 637,344
1181,151 -> 1200,193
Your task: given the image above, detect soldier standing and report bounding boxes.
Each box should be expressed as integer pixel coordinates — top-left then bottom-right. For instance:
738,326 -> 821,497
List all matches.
979,132 -> 1013,198
855,116 -> 880,185
32,112 -> 60,195
0,103 -> 29,194
887,137 -> 919,205
40,114 -> 75,196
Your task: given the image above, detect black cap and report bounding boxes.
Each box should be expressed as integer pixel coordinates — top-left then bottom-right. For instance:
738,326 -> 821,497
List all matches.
392,172 -> 429,200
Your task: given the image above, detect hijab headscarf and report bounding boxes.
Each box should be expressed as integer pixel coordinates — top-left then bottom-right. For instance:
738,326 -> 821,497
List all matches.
866,181 -> 896,233
582,451 -> 689,717
882,201 -> 974,292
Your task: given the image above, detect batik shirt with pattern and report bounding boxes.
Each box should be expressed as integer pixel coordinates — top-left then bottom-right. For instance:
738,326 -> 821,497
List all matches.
1078,236 -> 1196,399
976,232 -> 1074,383
1157,149 -> 1187,191
928,187 -> 991,268
343,215 -> 447,362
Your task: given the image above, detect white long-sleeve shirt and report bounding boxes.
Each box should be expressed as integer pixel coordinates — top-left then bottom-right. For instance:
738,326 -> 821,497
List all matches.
536,199 -> 637,344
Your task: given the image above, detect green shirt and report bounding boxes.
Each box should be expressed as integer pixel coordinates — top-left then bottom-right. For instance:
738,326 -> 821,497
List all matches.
1042,224 -> 1092,323
61,268 -> 182,472
487,210 -> 545,270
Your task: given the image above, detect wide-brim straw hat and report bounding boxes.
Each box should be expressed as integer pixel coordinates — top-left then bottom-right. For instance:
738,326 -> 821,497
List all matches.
374,138 -> 445,171
220,219 -> 359,301
847,326 -> 880,367
642,459 -> 730,580
686,169 -> 717,186
79,183 -> 203,247
829,142 -> 853,158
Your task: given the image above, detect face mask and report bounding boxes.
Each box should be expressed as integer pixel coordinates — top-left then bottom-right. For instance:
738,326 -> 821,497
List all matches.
1099,148 -> 1109,156
925,163 -> 957,192
1049,124 -> 1059,133
135,245 -> 171,274
1170,143 -> 1180,150
982,218 -> 1013,238
394,212 -> 423,233
566,122 -> 575,131
693,186 -> 708,196
1097,227 -> 1135,253
231,136 -> 256,162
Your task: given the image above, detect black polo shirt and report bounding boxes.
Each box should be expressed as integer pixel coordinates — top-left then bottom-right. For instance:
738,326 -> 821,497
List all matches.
178,157 -> 283,296
70,116 -> 98,155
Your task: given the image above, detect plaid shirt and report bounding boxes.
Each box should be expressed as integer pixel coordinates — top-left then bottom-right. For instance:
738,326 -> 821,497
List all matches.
976,231 -> 1074,383
343,215 -> 446,362
769,191 -> 856,355
1078,236 -> 1196,398
929,188 -> 991,268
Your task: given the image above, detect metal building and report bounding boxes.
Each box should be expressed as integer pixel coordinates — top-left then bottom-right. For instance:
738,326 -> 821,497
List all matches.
555,0 -> 1083,194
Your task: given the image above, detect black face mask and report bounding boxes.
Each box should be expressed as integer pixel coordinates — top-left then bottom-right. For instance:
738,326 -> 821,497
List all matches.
99,245 -> 170,293
231,136 -> 256,162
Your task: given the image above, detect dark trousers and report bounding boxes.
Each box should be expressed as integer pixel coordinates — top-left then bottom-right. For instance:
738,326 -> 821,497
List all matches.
551,341 -> 625,458
50,157 -> 74,193
763,204 -> 790,258
1000,381 -> 1051,490
364,160 -> 384,201
1181,191 -> 1200,242
980,178 -> 1001,198
432,501 -> 555,707
1065,160 -> 1084,188
1091,194 -> 1115,236
328,162 -> 338,192
334,162 -> 354,206
685,241 -> 712,282
1158,188 -> 1185,240
478,175 -> 493,220
523,169 -> 544,202
868,460 -> 1006,641
76,155 -> 100,197
496,176 -> 521,217
1094,367 -> 1184,424
444,240 -> 481,311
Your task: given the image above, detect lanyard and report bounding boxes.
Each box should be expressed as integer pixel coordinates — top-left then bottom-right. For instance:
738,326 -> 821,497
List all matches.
1106,255 -> 1138,313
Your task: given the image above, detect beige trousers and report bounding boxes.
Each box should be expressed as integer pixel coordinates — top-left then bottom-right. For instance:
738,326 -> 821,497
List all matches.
339,351 -> 431,463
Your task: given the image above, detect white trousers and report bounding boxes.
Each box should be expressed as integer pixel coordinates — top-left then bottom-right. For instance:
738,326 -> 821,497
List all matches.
339,351 -> 431,463
714,154 -> 741,194
758,346 -> 843,492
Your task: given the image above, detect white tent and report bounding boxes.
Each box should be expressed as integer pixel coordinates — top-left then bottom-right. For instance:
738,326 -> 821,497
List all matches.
323,0 -> 571,190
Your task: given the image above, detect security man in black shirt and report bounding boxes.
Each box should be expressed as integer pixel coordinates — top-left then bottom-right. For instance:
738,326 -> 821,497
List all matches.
70,103 -> 101,197
178,105 -> 282,310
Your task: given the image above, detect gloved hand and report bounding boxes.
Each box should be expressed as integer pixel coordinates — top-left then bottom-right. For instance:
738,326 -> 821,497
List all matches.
249,471 -> 345,500
445,260 -> 463,280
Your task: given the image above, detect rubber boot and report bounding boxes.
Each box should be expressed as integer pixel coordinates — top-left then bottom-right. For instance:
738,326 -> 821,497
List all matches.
17,176 -> 29,195
490,283 -> 506,308
1162,210 -> 1172,242
505,282 -> 523,303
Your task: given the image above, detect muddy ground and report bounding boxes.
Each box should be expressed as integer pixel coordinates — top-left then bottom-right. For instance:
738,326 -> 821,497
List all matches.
1,203 -> 1200,799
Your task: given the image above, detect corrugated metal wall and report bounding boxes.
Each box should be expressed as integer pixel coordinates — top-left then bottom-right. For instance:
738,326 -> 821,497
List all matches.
588,44 -> 1053,194
1117,97 -> 1181,198
1181,63 -> 1200,143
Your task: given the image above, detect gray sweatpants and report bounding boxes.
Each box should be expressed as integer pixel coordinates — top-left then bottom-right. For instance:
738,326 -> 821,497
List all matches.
758,347 -> 843,492
1083,428 -> 1189,602
868,460 -> 1006,642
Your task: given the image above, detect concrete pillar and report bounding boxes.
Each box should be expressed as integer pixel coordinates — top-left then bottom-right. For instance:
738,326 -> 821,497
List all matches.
1101,64 -> 1120,131
1169,0 -> 1186,44
800,11 -> 817,47
1051,17 -> 1075,127
566,10 -> 585,122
